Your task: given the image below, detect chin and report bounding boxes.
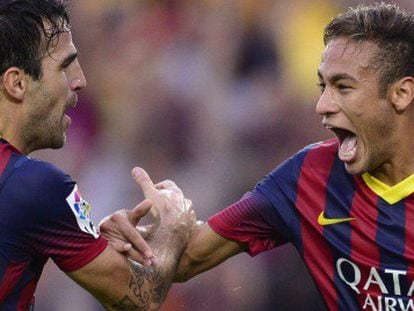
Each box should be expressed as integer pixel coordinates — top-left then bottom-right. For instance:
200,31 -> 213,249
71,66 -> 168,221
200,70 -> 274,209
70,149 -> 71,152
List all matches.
344,162 -> 366,176
49,134 -> 66,150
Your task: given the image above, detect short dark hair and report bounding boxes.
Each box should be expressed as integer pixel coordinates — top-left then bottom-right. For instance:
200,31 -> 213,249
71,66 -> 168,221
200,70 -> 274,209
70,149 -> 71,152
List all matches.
0,0 -> 70,80
324,2 -> 414,97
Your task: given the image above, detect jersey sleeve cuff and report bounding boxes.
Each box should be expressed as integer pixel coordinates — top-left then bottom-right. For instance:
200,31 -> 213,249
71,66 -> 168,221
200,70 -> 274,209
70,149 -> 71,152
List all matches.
208,217 -> 275,257
58,237 -> 108,272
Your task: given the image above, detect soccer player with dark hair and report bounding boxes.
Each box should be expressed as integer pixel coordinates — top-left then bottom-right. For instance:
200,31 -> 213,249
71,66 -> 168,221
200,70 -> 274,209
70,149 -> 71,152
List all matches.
103,3 -> 414,310
0,0 -> 195,310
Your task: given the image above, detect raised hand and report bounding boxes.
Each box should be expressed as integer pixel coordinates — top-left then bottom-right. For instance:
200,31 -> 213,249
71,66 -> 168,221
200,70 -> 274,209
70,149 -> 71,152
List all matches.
99,199 -> 157,266
131,167 -> 195,239
99,167 -> 195,265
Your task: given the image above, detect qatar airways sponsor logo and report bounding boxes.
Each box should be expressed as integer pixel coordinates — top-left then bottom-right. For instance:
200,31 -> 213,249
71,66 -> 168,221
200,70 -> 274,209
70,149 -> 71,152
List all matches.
337,258 -> 414,311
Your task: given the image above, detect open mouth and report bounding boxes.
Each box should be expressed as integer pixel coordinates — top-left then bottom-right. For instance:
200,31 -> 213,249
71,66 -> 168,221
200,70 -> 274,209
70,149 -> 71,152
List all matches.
330,127 -> 358,163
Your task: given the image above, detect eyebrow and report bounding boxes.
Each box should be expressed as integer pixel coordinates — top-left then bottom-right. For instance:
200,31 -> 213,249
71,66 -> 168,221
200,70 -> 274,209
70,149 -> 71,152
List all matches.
317,70 -> 357,83
59,52 -> 78,69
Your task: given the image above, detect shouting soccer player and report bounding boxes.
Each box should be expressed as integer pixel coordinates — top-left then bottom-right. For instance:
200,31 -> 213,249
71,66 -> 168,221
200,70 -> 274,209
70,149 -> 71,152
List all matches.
0,0 -> 195,310
103,3 -> 414,310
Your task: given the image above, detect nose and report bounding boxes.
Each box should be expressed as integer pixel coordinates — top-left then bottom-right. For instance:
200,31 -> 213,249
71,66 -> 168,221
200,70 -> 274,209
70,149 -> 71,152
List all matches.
70,64 -> 87,91
315,88 -> 339,116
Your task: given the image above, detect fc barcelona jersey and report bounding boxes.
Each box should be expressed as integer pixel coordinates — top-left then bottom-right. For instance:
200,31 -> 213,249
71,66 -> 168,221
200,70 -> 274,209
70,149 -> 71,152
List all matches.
0,139 -> 107,311
209,139 -> 414,311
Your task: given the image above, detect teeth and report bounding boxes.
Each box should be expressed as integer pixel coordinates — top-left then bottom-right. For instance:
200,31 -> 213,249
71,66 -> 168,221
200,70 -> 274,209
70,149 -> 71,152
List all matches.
341,148 -> 356,156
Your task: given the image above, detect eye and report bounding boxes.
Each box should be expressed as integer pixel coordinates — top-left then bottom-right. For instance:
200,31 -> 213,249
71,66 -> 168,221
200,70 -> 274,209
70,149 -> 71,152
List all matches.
337,84 -> 352,91
59,53 -> 78,70
317,82 -> 326,93
61,62 -> 70,69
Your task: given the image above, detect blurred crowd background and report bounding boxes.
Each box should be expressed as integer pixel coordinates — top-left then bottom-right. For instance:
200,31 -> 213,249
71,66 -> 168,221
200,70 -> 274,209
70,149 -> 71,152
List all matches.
34,0 -> 414,310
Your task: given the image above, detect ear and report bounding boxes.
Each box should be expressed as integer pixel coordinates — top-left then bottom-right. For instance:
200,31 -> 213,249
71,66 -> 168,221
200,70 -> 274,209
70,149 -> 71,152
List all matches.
389,77 -> 414,113
1,67 -> 28,102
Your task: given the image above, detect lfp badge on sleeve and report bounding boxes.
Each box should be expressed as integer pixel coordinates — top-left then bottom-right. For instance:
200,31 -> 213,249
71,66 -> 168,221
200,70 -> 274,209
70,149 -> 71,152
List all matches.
66,185 -> 99,239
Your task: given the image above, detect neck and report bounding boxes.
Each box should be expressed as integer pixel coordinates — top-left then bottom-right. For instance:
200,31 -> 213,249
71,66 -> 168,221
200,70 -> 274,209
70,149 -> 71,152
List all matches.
0,133 -> 28,154
0,121 -> 29,155
0,102 -> 32,154
370,129 -> 414,186
368,107 -> 414,185
370,163 -> 414,186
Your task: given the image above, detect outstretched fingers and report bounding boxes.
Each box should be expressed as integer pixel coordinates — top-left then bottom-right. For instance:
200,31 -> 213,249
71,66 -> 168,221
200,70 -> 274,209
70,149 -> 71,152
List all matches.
99,199 -> 157,266
120,201 -> 157,264
128,199 -> 152,226
131,167 -> 157,198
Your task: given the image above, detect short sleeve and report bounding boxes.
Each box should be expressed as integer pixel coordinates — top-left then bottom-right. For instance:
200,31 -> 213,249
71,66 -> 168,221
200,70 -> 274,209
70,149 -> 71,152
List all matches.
4,159 -> 107,272
209,191 -> 287,256
208,150 -> 307,257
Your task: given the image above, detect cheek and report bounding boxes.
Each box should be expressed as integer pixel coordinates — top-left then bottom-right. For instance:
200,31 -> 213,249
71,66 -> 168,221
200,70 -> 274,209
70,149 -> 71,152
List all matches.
363,110 -> 394,153
53,80 -> 68,99
47,72 -> 69,96
348,96 -> 367,117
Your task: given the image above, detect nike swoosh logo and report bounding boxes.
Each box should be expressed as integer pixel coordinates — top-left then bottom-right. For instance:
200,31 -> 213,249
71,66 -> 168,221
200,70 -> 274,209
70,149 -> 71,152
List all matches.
317,211 -> 355,226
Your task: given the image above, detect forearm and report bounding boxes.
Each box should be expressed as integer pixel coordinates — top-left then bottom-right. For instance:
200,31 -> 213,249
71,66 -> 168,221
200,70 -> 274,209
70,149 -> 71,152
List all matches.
109,226 -> 188,310
149,225 -> 189,298
70,226 -> 189,311
96,167 -> 195,306
174,224 -> 246,283
137,224 -> 157,240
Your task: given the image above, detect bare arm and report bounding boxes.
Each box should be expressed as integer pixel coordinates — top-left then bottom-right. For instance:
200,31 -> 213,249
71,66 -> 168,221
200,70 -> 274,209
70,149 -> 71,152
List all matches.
69,168 -> 194,310
128,222 -> 247,282
68,225 -> 188,310
99,178 -> 247,285
174,223 -> 247,282
101,208 -> 247,284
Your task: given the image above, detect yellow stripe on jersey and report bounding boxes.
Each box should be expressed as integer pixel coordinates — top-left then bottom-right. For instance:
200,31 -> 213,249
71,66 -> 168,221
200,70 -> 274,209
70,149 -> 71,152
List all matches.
362,173 -> 414,205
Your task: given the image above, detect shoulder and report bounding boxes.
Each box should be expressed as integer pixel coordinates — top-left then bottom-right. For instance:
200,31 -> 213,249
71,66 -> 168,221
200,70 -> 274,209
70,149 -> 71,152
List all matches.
5,157 -> 76,210
273,138 -> 338,176
255,139 -> 339,191
19,157 -> 71,181
299,138 -> 338,163
15,157 -> 73,190
299,138 -> 339,156
295,139 -> 340,178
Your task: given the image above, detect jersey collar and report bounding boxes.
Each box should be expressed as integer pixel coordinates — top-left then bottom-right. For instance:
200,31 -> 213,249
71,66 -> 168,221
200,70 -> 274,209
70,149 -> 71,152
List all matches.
362,172 -> 414,204
0,138 -> 23,155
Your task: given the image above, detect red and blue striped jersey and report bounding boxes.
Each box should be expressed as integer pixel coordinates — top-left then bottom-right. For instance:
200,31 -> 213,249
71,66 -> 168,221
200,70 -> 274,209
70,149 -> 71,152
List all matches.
209,139 -> 414,311
0,139 -> 108,311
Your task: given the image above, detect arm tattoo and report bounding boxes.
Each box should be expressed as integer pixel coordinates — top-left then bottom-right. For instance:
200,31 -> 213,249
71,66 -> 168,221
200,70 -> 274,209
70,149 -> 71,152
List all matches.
111,296 -> 138,311
110,227 -> 188,310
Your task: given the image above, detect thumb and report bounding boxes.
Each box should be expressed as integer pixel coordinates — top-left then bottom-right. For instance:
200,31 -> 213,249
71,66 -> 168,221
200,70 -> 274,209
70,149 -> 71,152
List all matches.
128,199 -> 152,226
